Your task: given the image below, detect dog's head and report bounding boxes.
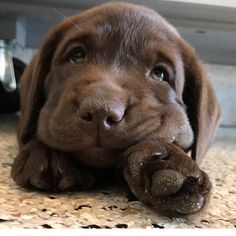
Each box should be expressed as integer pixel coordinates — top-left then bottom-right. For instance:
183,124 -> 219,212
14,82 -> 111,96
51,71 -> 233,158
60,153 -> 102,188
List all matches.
18,3 -> 220,167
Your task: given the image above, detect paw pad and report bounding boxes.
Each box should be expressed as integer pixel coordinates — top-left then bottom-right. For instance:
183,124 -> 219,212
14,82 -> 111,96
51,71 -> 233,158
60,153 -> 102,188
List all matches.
151,169 -> 185,197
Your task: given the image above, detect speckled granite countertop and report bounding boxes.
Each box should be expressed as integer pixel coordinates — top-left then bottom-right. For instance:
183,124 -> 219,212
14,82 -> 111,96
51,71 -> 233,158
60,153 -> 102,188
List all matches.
0,114 -> 236,229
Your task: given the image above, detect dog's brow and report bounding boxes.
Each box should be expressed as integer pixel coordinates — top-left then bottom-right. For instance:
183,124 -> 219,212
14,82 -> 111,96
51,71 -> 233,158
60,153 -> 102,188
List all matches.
64,33 -> 91,47
156,51 -> 175,67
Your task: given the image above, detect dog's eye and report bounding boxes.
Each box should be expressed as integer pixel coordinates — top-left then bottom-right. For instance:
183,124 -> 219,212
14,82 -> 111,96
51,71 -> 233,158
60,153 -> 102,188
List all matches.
68,47 -> 86,64
150,67 -> 168,81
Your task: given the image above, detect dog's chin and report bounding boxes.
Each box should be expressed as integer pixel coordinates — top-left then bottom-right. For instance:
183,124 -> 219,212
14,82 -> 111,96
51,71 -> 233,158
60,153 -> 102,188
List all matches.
73,147 -> 122,168
37,123 -> 126,168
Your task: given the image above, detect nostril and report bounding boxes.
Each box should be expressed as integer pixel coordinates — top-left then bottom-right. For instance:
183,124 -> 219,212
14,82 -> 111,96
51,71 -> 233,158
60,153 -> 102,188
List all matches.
106,114 -> 122,125
106,116 -> 117,125
81,112 -> 93,122
105,109 -> 125,126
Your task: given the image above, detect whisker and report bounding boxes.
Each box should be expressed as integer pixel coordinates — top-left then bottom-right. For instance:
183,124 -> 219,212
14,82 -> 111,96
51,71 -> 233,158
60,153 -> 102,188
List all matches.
52,8 -> 81,31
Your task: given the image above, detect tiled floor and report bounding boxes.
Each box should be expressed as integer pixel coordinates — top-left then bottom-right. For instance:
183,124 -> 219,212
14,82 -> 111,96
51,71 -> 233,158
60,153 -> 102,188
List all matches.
0,114 -> 235,228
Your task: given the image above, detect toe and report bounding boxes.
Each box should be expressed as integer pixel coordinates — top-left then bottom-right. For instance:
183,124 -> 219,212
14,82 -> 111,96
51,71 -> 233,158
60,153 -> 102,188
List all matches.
29,174 -> 52,190
162,195 -> 205,215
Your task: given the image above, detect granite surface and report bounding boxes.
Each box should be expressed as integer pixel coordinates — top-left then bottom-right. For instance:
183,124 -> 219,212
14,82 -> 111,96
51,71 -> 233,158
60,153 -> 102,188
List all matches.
0,114 -> 235,229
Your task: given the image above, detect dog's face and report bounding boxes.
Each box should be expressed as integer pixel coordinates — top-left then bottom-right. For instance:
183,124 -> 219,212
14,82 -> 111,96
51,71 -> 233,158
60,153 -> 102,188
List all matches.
36,4 -> 193,167
18,3 -> 220,169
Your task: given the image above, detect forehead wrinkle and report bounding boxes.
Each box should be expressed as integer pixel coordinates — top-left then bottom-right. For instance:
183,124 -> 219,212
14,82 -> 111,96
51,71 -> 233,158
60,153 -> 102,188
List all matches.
113,11 -> 178,64
83,10 -> 159,61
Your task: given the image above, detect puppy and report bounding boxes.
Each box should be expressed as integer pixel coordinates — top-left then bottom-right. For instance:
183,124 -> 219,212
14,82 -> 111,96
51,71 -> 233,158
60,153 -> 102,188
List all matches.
11,2 -> 221,215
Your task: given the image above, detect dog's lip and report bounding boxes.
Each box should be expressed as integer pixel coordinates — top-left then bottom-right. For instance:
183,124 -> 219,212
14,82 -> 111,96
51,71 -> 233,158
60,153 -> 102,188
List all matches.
90,142 -> 104,149
87,134 -> 104,148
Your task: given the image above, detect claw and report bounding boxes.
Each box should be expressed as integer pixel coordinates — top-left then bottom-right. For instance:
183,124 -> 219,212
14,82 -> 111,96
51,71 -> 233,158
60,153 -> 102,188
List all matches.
151,152 -> 168,161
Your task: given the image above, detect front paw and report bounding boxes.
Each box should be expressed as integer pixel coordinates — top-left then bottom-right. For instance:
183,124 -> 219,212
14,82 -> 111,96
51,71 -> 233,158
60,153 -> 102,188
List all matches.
123,141 -> 212,215
11,139 -> 94,191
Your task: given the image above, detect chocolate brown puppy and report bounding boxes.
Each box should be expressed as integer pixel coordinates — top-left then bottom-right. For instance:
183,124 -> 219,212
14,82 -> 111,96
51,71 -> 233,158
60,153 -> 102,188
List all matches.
11,2 -> 221,215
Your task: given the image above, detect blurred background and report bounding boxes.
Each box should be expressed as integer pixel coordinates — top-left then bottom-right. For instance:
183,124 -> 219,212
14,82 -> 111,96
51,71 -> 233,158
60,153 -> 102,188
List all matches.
0,0 -> 235,139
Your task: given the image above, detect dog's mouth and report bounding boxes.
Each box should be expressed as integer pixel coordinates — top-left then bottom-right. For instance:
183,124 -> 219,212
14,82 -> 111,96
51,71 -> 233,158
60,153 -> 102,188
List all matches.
71,131 -> 130,167
78,123 -> 135,150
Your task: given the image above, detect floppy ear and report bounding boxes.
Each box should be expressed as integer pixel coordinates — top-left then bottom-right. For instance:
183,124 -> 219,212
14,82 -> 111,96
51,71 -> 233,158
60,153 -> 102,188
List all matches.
180,41 -> 221,164
18,20 -> 75,147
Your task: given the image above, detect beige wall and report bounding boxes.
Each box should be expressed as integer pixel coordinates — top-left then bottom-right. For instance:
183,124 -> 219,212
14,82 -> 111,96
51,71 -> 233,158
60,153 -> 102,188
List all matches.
167,0 -> 236,8
207,64 -> 236,127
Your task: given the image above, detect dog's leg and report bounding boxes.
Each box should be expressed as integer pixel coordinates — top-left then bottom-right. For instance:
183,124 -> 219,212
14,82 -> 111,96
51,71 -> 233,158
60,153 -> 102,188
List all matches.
123,140 -> 212,215
11,139 -> 95,191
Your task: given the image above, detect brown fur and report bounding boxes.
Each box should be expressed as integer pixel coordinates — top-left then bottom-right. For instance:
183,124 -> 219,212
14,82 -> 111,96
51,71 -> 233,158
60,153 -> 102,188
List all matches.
11,2 -> 221,215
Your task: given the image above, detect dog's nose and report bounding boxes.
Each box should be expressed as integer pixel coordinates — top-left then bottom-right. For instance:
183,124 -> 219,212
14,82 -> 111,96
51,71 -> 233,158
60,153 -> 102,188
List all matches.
80,102 -> 125,131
